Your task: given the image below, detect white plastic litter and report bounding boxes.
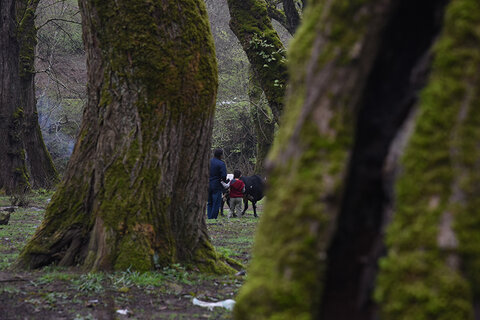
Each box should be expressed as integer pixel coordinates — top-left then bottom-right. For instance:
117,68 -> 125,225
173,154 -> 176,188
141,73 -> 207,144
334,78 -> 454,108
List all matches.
116,309 -> 129,315
192,298 -> 236,311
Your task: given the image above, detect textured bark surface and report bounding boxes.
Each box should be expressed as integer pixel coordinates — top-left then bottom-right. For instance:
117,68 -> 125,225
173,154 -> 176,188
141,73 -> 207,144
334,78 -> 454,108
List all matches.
227,0 -> 287,124
235,0 -> 480,319
376,1 -> 480,319
0,0 -> 29,194
282,0 -> 301,34
321,1 -> 448,319
17,0 -> 232,273
17,0 -> 58,189
234,0 -> 395,318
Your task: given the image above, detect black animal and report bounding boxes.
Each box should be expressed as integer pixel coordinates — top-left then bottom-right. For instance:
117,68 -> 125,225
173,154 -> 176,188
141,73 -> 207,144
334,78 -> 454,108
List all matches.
240,175 -> 265,217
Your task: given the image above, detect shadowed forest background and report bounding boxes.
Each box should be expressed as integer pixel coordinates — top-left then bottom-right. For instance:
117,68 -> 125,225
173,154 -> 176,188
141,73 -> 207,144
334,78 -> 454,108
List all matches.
1,0 -> 480,319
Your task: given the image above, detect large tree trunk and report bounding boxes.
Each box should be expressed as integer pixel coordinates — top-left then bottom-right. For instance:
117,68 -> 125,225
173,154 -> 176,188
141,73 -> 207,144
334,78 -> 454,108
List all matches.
17,0 -> 233,273
233,0 -> 475,319
0,0 -> 29,195
17,0 -> 58,189
376,1 -> 480,319
227,0 -> 288,125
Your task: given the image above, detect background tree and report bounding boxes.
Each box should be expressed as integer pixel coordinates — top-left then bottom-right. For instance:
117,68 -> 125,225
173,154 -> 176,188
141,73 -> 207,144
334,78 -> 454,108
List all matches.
227,0 -> 288,125
265,0 -> 302,35
0,0 -> 29,195
233,0 -> 476,319
0,0 -> 57,195
17,0 -> 234,273
18,0 -> 58,188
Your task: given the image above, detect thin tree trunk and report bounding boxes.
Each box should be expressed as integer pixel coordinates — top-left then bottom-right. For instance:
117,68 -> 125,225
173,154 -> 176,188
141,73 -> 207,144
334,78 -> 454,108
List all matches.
17,0 -> 58,189
17,0 -> 233,273
0,0 -> 29,195
227,0 -> 287,125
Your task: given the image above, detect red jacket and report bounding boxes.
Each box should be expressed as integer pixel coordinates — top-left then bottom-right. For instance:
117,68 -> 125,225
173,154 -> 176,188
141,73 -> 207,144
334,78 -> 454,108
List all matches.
229,179 -> 245,198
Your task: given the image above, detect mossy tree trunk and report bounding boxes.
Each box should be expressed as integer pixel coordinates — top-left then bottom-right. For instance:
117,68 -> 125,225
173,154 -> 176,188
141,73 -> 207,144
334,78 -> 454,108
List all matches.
248,68 -> 274,176
265,0 -> 301,35
17,0 -> 233,273
376,1 -> 480,319
18,0 -> 58,189
233,0 -> 473,319
0,0 -> 29,195
227,0 -> 288,125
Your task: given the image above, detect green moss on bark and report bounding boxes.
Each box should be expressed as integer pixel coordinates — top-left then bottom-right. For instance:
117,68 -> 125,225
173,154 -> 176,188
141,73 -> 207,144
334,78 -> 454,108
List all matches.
227,0 -> 287,123
376,0 -> 480,318
234,0 -> 383,319
17,0 -> 231,275
17,1 -> 39,77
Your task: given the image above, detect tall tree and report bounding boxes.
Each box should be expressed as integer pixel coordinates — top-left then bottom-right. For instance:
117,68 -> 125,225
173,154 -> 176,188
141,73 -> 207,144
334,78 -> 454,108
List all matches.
0,0 -> 30,195
18,0 -> 58,188
17,0 -> 233,273
0,0 -> 57,195
233,0 -> 476,319
227,0 -> 287,125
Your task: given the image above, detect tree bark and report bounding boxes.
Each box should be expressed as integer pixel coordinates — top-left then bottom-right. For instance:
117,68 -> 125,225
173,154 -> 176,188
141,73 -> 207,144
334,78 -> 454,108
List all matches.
0,0 -> 29,195
282,0 -> 301,34
17,0 -> 58,189
265,3 -> 290,34
235,0 -> 393,317
17,0 -> 233,273
376,1 -> 480,319
227,0 -> 288,125
233,0 -> 473,319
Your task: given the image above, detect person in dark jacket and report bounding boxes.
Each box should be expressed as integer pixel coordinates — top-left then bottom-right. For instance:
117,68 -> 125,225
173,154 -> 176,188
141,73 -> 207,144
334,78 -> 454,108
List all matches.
207,149 -> 227,219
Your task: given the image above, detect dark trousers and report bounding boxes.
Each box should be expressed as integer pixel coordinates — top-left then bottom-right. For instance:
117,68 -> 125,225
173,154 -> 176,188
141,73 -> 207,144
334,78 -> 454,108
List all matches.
207,189 -> 222,219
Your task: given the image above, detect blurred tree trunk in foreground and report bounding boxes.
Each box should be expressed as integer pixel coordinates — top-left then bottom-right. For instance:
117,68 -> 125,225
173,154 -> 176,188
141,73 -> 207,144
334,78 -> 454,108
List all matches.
17,0 -> 234,273
235,0 -> 480,319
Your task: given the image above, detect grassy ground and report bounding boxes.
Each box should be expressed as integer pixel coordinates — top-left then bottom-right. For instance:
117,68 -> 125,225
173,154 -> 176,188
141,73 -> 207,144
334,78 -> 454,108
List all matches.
0,192 -> 261,319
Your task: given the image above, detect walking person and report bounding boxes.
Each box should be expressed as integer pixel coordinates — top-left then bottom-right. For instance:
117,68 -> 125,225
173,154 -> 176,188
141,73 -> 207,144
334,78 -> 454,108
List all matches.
228,170 -> 245,218
207,149 -> 227,219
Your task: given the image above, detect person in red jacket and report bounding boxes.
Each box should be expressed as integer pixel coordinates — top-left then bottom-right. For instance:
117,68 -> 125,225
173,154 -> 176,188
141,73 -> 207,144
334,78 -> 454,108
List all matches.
228,170 -> 245,218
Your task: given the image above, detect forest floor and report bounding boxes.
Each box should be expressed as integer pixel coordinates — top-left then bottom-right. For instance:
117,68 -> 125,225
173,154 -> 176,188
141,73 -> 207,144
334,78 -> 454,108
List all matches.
0,191 -> 261,319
